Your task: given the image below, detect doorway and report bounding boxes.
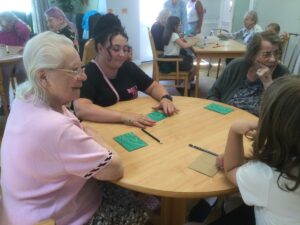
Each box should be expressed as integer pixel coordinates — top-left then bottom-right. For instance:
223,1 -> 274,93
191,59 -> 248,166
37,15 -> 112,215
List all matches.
139,0 -> 165,62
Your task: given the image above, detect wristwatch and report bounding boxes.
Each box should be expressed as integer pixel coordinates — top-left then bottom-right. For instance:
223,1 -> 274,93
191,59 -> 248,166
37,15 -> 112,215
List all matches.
161,94 -> 173,102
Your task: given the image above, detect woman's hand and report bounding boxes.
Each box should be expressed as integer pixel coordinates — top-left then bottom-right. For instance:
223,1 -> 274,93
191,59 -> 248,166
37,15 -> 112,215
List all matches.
152,98 -> 179,116
256,63 -> 275,89
121,112 -> 156,128
216,153 -> 224,170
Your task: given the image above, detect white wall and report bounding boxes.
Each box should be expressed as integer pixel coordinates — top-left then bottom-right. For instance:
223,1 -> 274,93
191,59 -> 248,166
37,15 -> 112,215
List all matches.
99,0 -> 223,63
253,0 -> 300,34
106,0 -> 141,64
201,0 -> 222,35
95,0 -> 300,63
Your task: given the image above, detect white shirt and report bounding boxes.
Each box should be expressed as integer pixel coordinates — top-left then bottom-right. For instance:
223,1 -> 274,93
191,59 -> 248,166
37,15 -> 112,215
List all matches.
187,0 -> 198,23
164,32 -> 181,56
237,161 -> 300,225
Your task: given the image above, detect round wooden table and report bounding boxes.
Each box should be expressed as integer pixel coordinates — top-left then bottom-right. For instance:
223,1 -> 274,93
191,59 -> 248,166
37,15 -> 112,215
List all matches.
0,46 -> 23,117
83,96 -> 257,225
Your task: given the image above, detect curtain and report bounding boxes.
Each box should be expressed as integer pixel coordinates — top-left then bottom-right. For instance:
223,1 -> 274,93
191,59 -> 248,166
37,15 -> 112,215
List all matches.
31,0 -> 49,33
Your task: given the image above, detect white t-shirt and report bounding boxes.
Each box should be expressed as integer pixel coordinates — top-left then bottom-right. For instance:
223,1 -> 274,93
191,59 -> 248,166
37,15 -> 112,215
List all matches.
164,32 -> 181,56
187,0 -> 198,23
237,161 -> 300,225
1,98 -> 113,225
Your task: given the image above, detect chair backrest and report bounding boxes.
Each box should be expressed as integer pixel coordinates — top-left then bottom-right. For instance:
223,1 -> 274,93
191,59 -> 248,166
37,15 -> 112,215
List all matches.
148,28 -> 160,80
82,38 -> 96,66
281,33 -> 300,66
210,28 -> 229,36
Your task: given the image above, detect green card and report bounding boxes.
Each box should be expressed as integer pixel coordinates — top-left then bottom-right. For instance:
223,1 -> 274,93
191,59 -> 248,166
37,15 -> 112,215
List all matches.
114,132 -> 148,152
147,111 -> 167,122
205,103 -> 233,115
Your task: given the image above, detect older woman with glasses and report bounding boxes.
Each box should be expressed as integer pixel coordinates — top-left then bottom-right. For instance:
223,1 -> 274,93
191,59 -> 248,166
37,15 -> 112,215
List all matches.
1,31 -> 150,225
207,31 -> 289,116
74,13 -> 178,128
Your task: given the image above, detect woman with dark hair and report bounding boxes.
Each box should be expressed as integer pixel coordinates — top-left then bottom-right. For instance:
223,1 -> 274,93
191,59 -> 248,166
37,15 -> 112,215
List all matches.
160,16 -> 197,79
151,9 -> 170,51
213,76 -> 300,225
207,31 -> 289,116
74,13 -> 177,128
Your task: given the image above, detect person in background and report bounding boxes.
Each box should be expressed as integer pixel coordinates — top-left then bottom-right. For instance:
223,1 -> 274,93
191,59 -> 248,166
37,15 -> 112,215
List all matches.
220,10 -> 263,44
74,14 -> 178,128
151,9 -> 170,52
0,11 -> 29,111
0,31 -> 149,225
160,16 -> 197,80
213,75 -> 300,225
0,11 -> 30,46
207,31 -> 289,116
266,22 -> 289,44
164,0 -> 187,34
266,22 -> 280,35
186,0 -> 205,35
44,6 -> 79,51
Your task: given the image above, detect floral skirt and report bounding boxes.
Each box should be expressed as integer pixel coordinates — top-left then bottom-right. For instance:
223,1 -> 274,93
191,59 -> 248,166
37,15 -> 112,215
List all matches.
86,182 -> 149,225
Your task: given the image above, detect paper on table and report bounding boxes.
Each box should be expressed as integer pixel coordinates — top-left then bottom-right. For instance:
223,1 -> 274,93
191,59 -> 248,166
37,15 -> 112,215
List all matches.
147,111 -> 167,122
205,103 -> 233,115
189,154 -> 218,177
114,132 -> 148,152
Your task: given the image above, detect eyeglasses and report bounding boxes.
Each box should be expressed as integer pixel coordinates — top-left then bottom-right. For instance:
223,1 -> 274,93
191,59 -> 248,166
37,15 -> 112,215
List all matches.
107,45 -> 131,54
54,68 -> 85,78
259,50 -> 281,60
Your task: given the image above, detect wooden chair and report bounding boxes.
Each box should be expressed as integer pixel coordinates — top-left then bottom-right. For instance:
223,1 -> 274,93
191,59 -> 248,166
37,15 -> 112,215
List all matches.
281,33 -> 300,73
148,28 -> 190,96
82,38 -> 97,66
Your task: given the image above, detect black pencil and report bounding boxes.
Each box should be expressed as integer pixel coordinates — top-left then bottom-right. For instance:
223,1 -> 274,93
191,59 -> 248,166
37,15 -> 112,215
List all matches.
188,144 -> 218,156
141,128 -> 162,144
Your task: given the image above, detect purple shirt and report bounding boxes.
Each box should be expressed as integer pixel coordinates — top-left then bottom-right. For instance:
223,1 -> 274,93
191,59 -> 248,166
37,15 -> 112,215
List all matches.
0,20 -> 30,46
1,98 -> 113,225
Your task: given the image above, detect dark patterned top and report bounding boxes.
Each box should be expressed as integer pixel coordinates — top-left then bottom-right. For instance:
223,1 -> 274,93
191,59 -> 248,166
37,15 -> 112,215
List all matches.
227,79 -> 264,115
58,24 -> 79,51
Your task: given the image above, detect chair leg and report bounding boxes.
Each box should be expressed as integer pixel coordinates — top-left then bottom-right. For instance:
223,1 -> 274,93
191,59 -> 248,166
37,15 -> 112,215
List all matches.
0,86 -> 9,117
183,79 -> 188,96
216,58 -> 222,79
207,59 -> 212,77
10,76 -> 16,97
0,70 -> 9,117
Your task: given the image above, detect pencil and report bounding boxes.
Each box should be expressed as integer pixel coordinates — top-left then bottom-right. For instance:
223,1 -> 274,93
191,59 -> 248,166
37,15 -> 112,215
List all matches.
188,144 -> 218,156
141,128 -> 162,144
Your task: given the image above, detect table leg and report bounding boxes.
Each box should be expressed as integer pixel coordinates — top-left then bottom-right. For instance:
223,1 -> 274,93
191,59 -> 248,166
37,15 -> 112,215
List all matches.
194,56 -> 201,97
0,66 -> 9,117
160,197 -> 187,225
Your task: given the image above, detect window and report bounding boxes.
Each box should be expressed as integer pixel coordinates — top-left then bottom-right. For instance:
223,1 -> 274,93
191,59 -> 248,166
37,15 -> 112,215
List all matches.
0,0 -> 32,13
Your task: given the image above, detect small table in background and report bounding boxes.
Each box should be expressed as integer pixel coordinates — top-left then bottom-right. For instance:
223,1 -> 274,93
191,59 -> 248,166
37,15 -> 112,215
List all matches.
192,39 -> 246,97
0,46 -> 23,117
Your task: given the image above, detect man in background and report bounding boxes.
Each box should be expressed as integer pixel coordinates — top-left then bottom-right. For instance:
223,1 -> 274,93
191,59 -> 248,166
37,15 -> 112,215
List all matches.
164,0 -> 187,33
220,10 -> 263,44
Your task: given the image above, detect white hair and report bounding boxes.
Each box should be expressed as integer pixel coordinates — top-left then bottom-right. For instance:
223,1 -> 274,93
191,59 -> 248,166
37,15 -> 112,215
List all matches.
16,31 -> 74,103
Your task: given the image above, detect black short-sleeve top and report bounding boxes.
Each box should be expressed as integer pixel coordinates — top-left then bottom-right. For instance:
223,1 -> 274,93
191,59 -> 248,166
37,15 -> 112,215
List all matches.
80,61 -> 154,107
